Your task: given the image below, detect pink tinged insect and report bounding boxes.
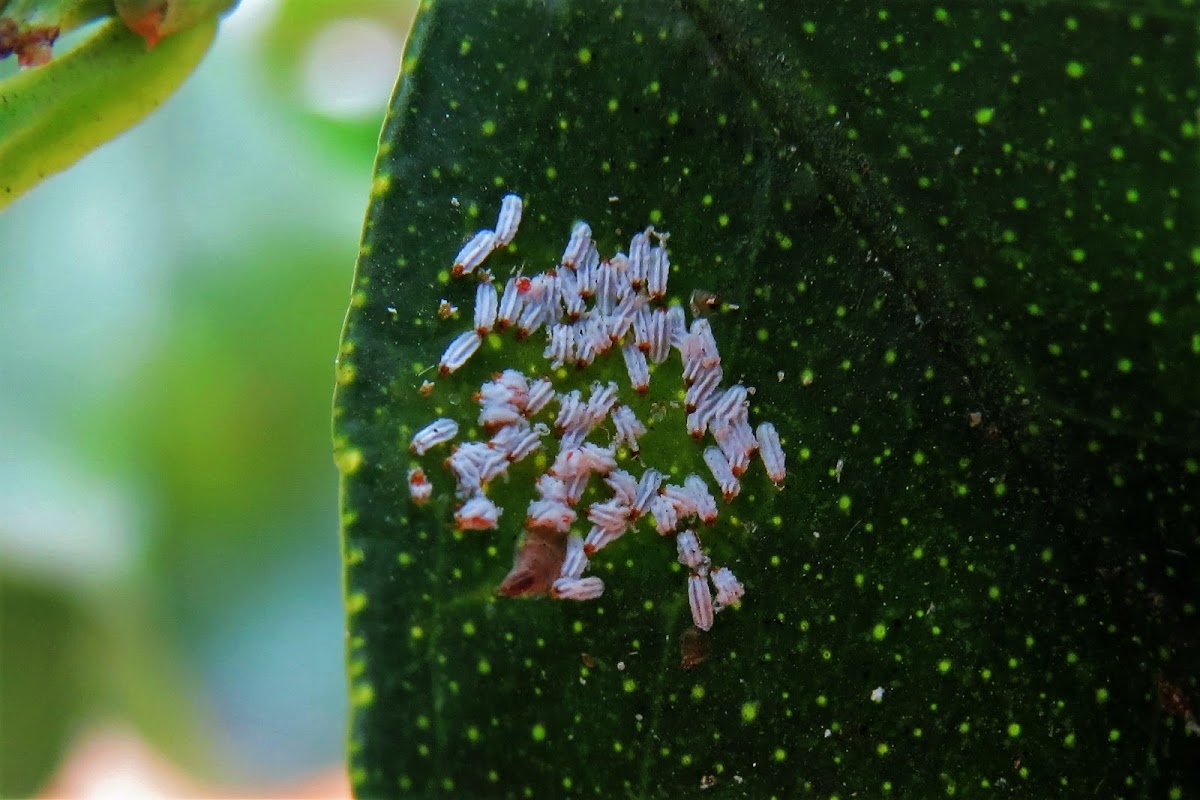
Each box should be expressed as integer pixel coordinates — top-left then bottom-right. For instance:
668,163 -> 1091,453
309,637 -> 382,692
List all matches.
634,468 -> 663,517
666,304 -> 688,348
439,330 -> 482,375
452,229 -> 497,277
685,365 -> 723,413
646,246 -> 669,300
496,276 -> 525,329
685,474 -> 719,524
455,495 -> 502,530
560,533 -> 588,579
650,494 -> 680,534
407,467 -> 433,505
711,566 -> 745,610
544,323 -> 575,369
410,418 -> 459,455
554,390 -> 586,435
575,245 -> 598,297
494,193 -> 523,247
478,401 -> 522,432
474,279 -> 498,334
606,291 -> 643,342
506,424 -> 547,463
526,498 -> 576,532
583,524 -> 621,556
712,419 -> 752,477
585,381 -> 619,424
703,446 -> 740,502
559,268 -> 585,320
621,342 -> 650,394
561,221 -> 593,269
756,422 -> 786,486
610,404 -> 647,452
688,573 -> 715,631
627,228 -> 652,289
709,384 -> 748,425
535,473 -> 570,503
690,318 -> 721,368
604,469 -> 639,506
662,483 -> 700,519
524,379 -> 555,416
646,309 -> 671,363
676,529 -> 708,571
579,442 -> 618,474
551,576 -> 605,601
587,499 -> 632,538
687,393 -> 721,440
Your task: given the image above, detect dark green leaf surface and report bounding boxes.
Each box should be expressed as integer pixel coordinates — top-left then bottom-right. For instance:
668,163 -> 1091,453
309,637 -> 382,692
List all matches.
335,2 -> 1199,797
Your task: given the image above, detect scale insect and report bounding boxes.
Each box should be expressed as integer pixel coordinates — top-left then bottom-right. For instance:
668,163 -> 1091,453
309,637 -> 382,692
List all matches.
406,194 -> 788,634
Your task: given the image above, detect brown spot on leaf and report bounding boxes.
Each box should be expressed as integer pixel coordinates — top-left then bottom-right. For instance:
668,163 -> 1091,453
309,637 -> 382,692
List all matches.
679,626 -> 711,670
496,525 -> 566,597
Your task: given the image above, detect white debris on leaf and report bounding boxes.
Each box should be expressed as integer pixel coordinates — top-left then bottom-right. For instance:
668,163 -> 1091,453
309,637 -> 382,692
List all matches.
405,194 -> 789,629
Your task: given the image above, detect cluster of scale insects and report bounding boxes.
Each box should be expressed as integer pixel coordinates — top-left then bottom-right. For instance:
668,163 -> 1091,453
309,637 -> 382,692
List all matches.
406,195 -> 785,631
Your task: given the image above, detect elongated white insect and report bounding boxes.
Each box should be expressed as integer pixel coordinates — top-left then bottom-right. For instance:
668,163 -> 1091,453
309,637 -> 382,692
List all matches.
666,304 -> 688,347
561,533 -> 588,579
712,419 -> 751,477
583,524 -> 621,555
452,230 -> 497,277
646,309 -> 672,364
686,393 -> 721,440
586,381 -> 619,423
439,330 -> 482,375
756,422 -> 786,485
563,471 -> 591,505
588,499 -> 632,534
711,566 -> 745,609
407,467 -> 433,505
551,576 -> 605,601
576,245 -> 598,297
410,418 -> 459,455
579,442 -> 617,473
494,193 -> 523,246
610,404 -> 647,451
506,425 -> 545,462
646,246 -> 669,300
561,221 -> 593,269
634,468 -> 663,516
620,341 -> 650,394
535,473 -> 570,503
497,276 -> 525,328
628,228 -> 652,289
527,498 -> 577,532
710,384 -> 748,424
474,281 -> 498,335
559,267 -> 585,319
478,401 -> 522,431
685,365 -> 723,412
676,529 -> 707,571
679,332 -> 707,384
662,483 -> 699,518
688,573 -> 714,631
607,291 -> 643,342
650,494 -> 679,534
456,495 -> 501,530
703,446 -> 740,501
604,469 -> 639,506
691,318 -> 720,365
524,379 -> 555,416
497,369 -> 530,401
685,474 -> 719,524
550,446 -> 590,478
555,390 -> 587,435
545,323 -> 575,368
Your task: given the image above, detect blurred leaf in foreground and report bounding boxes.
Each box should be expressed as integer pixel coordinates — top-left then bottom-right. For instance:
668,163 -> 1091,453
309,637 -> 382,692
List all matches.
335,1 -> 1199,797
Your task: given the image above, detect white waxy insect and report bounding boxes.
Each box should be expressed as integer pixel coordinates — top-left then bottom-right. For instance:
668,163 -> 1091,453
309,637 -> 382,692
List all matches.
494,193 -> 523,246
647,310 -> 671,363
525,379 -> 555,416
410,418 -> 459,455
685,474 -> 719,524
607,291 -> 643,342
586,381 -> 619,423
554,390 -> 587,435
506,425 -> 546,462
688,573 -> 714,631
634,468 -> 663,516
474,279 -> 499,333
627,228 -> 652,288
563,471 -> 591,505
517,301 -> 549,339
535,473 -> 570,503
545,323 -> 575,368
662,483 -> 699,518
579,442 -> 617,474
835,458 -> 845,483
576,244 -> 598,297
478,401 -> 522,431
650,494 -> 680,534
439,330 -> 483,375
574,324 -> 599,368
551,576 -> 605,601
679,332 -> 708,384
686,393 -> 721,440
646,246 -> 669,300
550,446 -> 590,478
620,342 -> 650,394
526,498 -> 577,532
407,467 -> 433,505
712,420 -> 751,477
455,495 -> 501,530
610,404 -> 647,452
703,446 -> 740,502
666,304 -> 688,347
691,318 -> 720,367
496,369 -> 530,401
685,365 -> 723,412
489,421 -> 527,454
450,442 -> 492,496
588,499 -> 632,534
604,469 -> 639,506
676,529 -> 707,571
583,524 -> 621,555
559,267 -> 585,319
710,384 -> 748,424
561,221 -> 593,269
756,422 -> 786,486
497,276 -> 525,328
711,566 -> 745,609
452,230 -> 497,277
561,533 -> 588,579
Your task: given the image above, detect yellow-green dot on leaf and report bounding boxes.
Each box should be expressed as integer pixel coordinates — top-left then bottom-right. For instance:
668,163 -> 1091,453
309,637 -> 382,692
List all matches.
838,495 -> 852,511
477,658 -> 491,675
757,328 -> 769,342
974,107 -> 995,125
873,623 -> 887,641
1110,146 -> 1125,161
988,586 -> 1001,600
938,659 -> 952,673
1065,60 -> 1086,78
912,450 -> 926,465
691,685 -> 705,701
911,546 -> 924,559
410,625 -> 424,640
623,678 -> 637,693
577,47 -> 592,64
1071,248 -> 1087,262
1096,687 -> 1110,702
774,748 -> 787,761
1148,310 -> 1164,325
531,723 -> 547,742
1012,196 -> 1028,210
877,742 -> 889,755
1007,722 -> 1021,737
888,68 -> 905,83
741,702 -> 758,723
481,120 -> 497,136
1117,358 -> 1133,373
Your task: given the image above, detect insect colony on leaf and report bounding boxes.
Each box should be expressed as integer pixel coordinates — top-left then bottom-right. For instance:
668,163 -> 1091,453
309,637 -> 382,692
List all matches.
407,194 -> 785,631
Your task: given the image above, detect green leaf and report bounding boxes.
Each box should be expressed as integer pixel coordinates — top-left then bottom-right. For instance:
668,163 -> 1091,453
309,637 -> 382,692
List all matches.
0,14 -> 217,210
336,2 -> 1199,797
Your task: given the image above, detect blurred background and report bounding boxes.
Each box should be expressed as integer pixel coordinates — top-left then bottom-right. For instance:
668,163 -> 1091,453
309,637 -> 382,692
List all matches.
0,1 -> 416,795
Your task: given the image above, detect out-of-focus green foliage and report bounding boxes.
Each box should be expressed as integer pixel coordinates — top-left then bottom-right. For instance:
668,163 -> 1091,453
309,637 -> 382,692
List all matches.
337,1 -> 1198,797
